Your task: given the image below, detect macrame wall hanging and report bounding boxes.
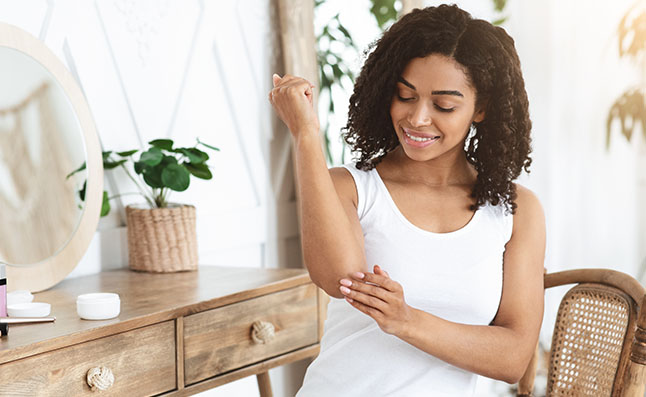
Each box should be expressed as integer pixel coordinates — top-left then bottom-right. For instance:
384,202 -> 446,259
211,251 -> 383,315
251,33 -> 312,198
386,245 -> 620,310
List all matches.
0,81 -> 80,265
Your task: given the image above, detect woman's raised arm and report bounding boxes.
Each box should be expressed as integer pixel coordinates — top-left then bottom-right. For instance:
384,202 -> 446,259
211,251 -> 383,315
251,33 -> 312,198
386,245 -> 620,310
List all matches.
269,74 -> 367,298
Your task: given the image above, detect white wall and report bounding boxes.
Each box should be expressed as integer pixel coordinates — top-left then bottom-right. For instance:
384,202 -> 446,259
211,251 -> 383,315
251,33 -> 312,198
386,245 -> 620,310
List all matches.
0,1 -> 305,396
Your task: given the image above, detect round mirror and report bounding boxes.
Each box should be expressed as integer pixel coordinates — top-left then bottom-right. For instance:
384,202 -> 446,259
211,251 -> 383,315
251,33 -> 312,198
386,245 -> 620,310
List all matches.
0,23 -> 102,292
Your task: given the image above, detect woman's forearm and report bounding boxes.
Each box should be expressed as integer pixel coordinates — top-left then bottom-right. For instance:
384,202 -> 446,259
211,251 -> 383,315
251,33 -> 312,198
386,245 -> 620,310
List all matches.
293,133 -> 366,297
400,308 -> 534,383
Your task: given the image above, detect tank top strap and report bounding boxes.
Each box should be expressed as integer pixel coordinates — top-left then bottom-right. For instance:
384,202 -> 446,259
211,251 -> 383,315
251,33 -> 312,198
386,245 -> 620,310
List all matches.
477,202 -> 514,244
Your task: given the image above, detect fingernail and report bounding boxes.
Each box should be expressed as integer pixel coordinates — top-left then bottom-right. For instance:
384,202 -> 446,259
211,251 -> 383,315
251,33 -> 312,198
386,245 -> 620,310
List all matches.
353,272 -> 365,279
345,297 -> 353,303
273,73 -> 280,78
339,279 -> 352,287
339,286 -> 351,294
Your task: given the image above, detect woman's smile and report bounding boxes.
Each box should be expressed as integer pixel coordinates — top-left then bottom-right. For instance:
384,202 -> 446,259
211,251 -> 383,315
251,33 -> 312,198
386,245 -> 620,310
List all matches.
402,127 -> 441,148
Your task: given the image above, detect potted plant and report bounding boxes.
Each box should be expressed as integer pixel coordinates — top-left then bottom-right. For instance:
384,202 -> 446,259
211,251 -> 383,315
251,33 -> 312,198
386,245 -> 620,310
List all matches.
68,138 -> 219,273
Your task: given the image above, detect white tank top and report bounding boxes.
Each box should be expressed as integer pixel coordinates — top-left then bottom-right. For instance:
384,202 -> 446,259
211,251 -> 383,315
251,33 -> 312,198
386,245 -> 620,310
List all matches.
296,164 -> 513,397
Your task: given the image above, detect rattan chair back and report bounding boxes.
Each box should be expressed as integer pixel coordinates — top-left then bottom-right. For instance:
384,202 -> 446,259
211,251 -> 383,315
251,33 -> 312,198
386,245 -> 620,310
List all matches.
517,269 -> 646,397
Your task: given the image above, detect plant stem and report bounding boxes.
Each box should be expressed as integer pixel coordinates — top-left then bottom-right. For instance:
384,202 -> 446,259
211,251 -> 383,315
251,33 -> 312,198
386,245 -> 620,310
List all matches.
108,192 -> 146,200
116,160 -> 155,208
159,188 -> 169,208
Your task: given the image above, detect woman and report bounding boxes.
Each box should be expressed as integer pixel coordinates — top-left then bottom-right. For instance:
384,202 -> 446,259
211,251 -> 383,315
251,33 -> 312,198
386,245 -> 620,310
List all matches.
269,4 -> 545,396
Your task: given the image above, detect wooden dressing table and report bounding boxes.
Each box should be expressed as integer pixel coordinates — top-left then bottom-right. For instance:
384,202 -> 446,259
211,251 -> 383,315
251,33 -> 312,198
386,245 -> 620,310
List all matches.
0,266 -> 325,396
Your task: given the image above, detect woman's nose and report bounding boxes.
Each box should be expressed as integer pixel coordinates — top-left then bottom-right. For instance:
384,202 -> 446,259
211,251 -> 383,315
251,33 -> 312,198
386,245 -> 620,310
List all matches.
408,102 -> 432,127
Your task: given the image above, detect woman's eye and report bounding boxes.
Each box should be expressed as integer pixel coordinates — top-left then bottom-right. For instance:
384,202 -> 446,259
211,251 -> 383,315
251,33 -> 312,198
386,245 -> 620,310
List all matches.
397,95 -> 414,102
395,95 -> 455,112
434,104 -> 455,112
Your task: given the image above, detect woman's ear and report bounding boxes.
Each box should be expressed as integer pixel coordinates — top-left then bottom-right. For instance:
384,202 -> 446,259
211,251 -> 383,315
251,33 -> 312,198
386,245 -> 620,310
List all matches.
473,109 -> 485,123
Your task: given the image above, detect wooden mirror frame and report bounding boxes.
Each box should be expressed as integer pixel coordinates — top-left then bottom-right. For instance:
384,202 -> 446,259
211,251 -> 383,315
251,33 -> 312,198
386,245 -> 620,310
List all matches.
0,22 -> 103,292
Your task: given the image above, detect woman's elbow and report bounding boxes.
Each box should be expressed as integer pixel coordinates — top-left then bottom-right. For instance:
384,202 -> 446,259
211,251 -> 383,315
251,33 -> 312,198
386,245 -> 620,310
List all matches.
499,351 -> 535,384
501,369 -> 525,385
306,267 -> 360,299
309,275 -> 345,299
487,365 -> 525,385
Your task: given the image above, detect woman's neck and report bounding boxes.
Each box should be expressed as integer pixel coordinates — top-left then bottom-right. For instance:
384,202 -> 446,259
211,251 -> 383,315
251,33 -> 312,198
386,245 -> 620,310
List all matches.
383,146 -> 477,187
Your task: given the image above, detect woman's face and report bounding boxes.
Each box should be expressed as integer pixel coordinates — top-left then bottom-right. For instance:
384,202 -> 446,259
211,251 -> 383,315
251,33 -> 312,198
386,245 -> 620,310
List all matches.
389,54 -> 484,162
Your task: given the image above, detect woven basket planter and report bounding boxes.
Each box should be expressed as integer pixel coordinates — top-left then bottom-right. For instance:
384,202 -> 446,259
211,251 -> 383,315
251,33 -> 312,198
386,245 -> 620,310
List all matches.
125,204 -> 198,273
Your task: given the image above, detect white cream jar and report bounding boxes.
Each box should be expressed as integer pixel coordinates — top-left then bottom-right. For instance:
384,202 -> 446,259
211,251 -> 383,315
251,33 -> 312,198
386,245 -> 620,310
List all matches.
76,293 -> 120,320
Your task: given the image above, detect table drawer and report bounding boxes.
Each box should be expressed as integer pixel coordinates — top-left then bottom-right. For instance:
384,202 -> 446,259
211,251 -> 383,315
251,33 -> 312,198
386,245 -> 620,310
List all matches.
184,283 -> 318,385
0,321 -> 176,396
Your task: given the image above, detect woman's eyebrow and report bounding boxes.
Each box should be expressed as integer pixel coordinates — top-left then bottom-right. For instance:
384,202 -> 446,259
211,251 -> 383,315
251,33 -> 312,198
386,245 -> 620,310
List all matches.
397,78 -> 463,97
432,90 -> 464,97
398,77 -> 416,90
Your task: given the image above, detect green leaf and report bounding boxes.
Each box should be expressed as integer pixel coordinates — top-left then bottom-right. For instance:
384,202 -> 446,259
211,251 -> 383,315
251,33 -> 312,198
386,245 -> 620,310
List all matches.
161,163 -> 190,191
143,167 -> 164,188
140,155 -> 176,188
331,64 -> 344,80
116,149 -> 138,157
102,151 -> 113,160
178,147 -> 208,164
197,138 -> 220,151
184,162 -> 212,179
100,191 -> 111,217
66,162 -> 86,179
161,155 -> 178,165
493,0 -> 507,12
369,0 -> 398,30
149,139 -> 174,151
492,16 -> 508,26
140,147 -> 163,166
79,180 -> 87,201
337,24 -> 353,42
134,161 -> 147,175
104,159 -> 127,170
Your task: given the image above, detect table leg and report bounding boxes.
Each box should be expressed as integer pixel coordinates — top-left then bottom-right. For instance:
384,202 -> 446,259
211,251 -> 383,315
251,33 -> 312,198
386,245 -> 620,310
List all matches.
257,371 -> 273,397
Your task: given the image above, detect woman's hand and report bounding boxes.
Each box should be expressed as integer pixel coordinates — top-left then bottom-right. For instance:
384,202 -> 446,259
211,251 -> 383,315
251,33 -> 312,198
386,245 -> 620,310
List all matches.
269,73 -> 319,139
339,265 -> 414,336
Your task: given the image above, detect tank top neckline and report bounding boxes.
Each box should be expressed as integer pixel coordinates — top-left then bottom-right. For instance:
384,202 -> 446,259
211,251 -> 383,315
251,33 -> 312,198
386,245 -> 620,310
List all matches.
371,167 -> 483,238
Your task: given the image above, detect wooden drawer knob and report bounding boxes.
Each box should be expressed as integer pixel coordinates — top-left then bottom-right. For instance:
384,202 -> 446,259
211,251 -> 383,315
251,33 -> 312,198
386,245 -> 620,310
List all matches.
251,320 -> 275,344
86,366 -> 115,391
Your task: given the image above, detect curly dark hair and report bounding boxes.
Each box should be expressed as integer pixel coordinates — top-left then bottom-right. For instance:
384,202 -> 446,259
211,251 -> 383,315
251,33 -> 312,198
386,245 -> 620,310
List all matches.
343,4 -> 532,213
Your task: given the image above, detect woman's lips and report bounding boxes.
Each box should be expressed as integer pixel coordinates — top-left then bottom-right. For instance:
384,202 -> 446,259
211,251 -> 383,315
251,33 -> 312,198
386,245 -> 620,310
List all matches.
402,127 -> 440,148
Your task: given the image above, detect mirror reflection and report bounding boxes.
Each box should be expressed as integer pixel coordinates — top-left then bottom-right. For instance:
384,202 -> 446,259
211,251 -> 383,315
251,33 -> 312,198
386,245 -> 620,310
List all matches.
0,47 -> 86,266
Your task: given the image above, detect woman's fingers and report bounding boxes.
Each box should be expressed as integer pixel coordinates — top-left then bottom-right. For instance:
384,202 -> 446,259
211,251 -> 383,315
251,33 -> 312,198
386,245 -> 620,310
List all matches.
270,76 -> 311,101
345,296 -> 383,319
268,73 -> 319,136
340,285 -> 386,312
351,271 -> 399,293
271,73 -> 300,88
374,264 -> 390,278
340,278 -> 390,304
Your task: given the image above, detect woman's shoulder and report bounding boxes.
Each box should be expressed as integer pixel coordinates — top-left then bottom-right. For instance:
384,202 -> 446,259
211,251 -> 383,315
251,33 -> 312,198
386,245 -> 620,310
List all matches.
513,183 -> 543,214
511,183 -> 545,231
329,163 -> 367,182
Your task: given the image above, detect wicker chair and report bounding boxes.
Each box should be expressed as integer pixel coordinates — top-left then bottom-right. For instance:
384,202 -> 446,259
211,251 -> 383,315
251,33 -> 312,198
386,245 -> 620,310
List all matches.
517,269 -> 646,396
